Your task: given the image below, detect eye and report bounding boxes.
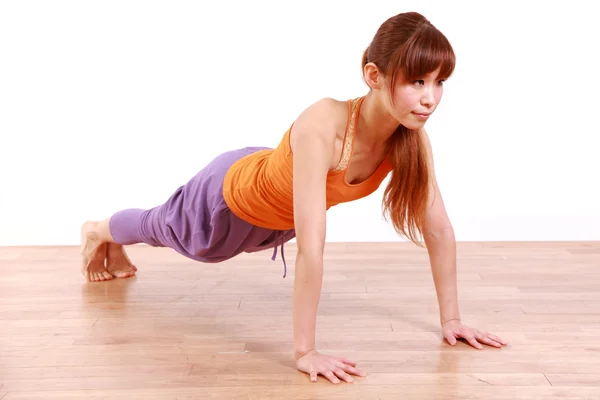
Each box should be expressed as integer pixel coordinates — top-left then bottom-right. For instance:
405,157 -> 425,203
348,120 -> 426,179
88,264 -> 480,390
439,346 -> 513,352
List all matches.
437,79 -> 446,86
414,80 -> 425,86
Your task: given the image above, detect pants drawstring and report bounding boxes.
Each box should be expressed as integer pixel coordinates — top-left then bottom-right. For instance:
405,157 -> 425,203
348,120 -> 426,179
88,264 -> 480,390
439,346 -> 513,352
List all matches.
271,231 -> 287,278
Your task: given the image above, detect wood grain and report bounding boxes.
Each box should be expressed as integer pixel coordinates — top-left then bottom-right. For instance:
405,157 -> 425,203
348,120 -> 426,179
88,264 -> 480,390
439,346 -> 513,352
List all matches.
1,241 -> 599,399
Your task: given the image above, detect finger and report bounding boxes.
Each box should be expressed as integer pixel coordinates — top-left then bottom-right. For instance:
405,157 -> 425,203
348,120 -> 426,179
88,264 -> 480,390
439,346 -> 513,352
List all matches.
465,335 -> 483,349
337,362 -> 366,377
335,357 -> 357,367
478,331 -> 506,346
335,360 -> 364,375
474,331 -> 502,348
477,334 -> 503,348
309,369 -> 318,382
444,332 -> 457,345
488,333 -> 507,345
324,370 -> 340,384
487,334 -> 507,347
333,368 -> 354,383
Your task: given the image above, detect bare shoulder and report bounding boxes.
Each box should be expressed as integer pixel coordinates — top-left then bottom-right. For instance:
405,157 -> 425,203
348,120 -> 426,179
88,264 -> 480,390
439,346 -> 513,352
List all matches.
289,97 -> 349,163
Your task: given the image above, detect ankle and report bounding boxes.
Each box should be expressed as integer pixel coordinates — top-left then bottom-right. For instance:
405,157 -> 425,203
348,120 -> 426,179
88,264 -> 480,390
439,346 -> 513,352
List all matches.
96,218 -> 116,244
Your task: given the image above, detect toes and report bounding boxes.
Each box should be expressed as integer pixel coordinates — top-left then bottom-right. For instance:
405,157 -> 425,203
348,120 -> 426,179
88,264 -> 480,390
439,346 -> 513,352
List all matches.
109,270 -> 122,278
82,266 -> 97,282
88,271 -> 113,282
83,271 -> 92,282
101,270 -> 114,280
109,269 -> 133,278
106,243 -> 138,277
97,272 -> 109,281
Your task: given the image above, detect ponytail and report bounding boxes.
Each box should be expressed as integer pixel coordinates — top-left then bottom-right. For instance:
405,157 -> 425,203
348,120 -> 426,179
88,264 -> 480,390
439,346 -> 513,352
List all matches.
382,126 -> 430,246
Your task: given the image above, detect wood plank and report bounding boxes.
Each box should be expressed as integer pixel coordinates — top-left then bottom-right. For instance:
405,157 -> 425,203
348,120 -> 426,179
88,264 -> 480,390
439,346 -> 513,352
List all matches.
3,386 -> 600,400
1,241 -> 599,398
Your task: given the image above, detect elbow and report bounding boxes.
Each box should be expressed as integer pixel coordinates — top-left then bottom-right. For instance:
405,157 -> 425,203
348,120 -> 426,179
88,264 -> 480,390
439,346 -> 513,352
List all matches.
423,203 -> 454,242
295,230 -> 325,263
423,218 -> 455,244
423,225 -> 455,258
423,226 -> 456,255
296,244 -> 324,266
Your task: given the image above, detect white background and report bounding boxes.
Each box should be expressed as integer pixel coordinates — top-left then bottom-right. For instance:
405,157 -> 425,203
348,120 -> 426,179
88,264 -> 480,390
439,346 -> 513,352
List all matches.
1,0 -> 598,246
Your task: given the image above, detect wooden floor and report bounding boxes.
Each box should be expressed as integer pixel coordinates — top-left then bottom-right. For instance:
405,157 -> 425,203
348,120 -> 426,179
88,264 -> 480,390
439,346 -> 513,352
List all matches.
1,241 -> 600,399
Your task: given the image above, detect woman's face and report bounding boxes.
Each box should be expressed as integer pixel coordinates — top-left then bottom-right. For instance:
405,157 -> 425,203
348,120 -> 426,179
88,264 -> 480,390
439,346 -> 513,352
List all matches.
386,68 -> 445,129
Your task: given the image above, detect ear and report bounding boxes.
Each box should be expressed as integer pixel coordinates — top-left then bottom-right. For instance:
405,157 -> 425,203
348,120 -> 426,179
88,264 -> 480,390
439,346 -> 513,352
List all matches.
363,62 -> 384,89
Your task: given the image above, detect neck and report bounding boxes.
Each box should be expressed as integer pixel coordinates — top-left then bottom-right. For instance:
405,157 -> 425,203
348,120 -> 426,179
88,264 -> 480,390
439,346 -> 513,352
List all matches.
357,91 -> 400,151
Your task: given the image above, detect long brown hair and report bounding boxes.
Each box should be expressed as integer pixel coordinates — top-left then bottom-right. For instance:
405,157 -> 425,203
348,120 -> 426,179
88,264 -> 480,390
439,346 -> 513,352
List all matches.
362,12 -> 456,246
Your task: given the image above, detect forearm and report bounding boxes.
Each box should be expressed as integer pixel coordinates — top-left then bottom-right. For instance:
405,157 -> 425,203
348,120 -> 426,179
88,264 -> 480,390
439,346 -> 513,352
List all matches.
424,226 -> 460,325
293,249 -> 324,360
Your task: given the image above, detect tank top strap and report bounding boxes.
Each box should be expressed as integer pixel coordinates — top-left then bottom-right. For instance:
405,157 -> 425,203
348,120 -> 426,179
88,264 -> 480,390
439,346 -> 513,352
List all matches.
332,96 -> 364,173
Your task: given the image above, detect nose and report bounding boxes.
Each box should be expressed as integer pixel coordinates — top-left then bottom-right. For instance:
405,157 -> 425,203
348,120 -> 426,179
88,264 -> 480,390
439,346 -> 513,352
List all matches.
421,87 -> 435,107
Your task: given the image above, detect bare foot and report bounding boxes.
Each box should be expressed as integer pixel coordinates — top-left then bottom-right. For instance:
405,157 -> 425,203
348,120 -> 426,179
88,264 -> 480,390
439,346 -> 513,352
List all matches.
106,243 -> 137,278
80,221 -> 113,282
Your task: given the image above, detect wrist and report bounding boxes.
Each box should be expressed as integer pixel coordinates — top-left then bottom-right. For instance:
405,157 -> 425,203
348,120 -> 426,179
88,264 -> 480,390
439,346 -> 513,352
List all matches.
294,347 -> 316,360
439,304 -> 461,326
441,317 -> 461,326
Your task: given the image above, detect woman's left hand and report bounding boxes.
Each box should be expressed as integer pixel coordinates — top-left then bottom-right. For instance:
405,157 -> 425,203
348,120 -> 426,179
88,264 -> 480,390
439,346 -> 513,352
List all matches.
441,319 -> 507,349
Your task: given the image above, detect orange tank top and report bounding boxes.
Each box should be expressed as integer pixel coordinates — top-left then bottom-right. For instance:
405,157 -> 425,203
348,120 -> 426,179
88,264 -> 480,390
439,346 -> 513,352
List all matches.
222,96 -> 393,230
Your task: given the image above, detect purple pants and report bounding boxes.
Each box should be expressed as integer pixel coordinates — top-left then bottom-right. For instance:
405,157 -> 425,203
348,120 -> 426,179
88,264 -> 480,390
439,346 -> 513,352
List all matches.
108,147 -> 296,277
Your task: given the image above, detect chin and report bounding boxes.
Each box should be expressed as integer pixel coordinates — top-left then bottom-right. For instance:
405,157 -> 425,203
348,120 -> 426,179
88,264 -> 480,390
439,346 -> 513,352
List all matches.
400,121 -> 427,130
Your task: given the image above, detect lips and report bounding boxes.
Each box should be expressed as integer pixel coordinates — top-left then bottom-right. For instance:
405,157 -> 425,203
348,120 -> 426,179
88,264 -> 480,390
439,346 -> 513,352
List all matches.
412,112 -> 431,119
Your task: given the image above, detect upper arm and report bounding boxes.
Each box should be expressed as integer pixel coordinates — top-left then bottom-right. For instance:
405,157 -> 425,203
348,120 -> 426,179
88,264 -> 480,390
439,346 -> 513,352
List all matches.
420,128 -> 453,233
289,98 -> 340,257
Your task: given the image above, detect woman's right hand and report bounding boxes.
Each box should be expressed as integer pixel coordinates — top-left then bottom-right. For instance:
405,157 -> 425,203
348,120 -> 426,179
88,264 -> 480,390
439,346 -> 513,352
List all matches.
295,349 -> 366,384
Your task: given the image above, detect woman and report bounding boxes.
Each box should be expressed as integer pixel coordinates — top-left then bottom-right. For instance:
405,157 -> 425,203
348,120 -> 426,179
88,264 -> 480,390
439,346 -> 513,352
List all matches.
80,11 -> 507,384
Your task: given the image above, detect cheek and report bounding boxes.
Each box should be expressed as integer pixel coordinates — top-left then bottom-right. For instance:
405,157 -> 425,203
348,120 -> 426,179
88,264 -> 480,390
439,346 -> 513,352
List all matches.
435,87 -> 444,103
392,88 -> 419,110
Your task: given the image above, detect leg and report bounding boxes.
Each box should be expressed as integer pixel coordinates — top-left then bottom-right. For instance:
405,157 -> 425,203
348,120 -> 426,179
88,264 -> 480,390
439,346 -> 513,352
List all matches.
79,146 -> 286,281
